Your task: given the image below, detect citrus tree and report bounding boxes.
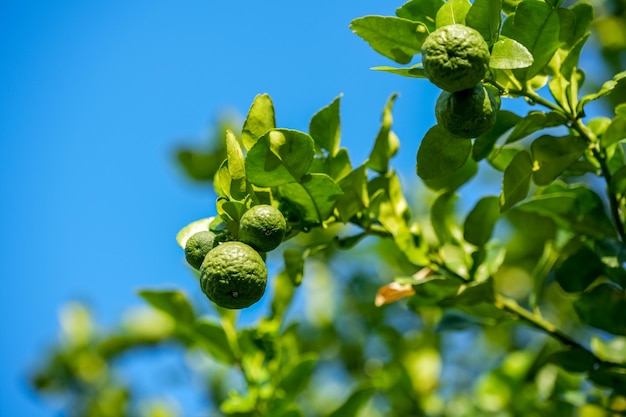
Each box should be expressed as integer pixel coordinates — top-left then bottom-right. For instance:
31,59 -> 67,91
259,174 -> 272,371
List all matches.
32,0 -> 626,416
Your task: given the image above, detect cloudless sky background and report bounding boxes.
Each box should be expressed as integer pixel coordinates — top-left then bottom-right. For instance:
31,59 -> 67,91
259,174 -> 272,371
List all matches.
0,1 -> 610,416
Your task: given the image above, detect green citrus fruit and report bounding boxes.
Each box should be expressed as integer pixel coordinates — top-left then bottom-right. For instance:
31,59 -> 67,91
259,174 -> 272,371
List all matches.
184,231 -> 217,270
200,241 -> 267,309
435,84 -> 499,138
422,24 -> 490,92
238,205 -> 286,252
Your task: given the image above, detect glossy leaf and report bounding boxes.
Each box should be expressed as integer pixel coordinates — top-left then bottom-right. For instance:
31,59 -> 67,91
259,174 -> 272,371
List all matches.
489,37 -> 533,69
336,165 -> 369,221
395,0 -> 443,32
431,192 -> 459,245
423,153 -> 477,192
309,96 -> 341,157
500,150 -> 533,211
466,0 -> 502,46
246,129 -> 315,187
350,16 -> 428,64
501,0 -> 561,80
367,94 -> 399,174
531,135 -> 587,185
464,196 -> 500,246
416,125 -> 472,180
176,217 -> 214,249
279,173 -> 343,225
242,93 -> 275,151
435,0 -> 471,27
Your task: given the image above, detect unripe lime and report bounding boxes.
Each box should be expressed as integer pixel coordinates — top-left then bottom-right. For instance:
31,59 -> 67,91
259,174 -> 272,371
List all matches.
435,84 -> 499,138
184,231 -> 217,270
422,24 -> 490,92
238,205 -> 286,252
200,241 -> 267,309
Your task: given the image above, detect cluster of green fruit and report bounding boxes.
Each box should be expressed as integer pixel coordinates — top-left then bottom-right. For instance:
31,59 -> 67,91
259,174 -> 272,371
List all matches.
422,24 -> 499,138
183,205 -> 287,309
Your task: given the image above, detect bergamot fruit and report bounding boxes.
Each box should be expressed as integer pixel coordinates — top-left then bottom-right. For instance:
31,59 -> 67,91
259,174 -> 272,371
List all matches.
435,84 -> 499,138
422,24 -> 490,92
238,205 -> 286,252
184,231 -> 217,270
200,241 -> 267,309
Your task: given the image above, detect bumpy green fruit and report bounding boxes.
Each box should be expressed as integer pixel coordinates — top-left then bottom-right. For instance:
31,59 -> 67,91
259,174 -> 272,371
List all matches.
200,241 -> 267,309
184,231 -> 217,270
422,24 -> 490,92
435,84 -> 499,138
238,205 -> 286,252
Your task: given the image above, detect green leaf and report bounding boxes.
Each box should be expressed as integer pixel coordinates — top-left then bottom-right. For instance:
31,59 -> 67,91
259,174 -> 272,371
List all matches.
283,249 -> 305,286
279,355 -> 317,400
416,125 -> 472,180
372,64 -> 426,78
423,153 -> 478,192
464,196 -> 500,246
555,245 -> 603,293
455,278 -> 495,305
194,319 -> 236,364
488,147 -> 521,172
431,192 -> 459,245
336,165 -> 369,221
326,386 -> 375,417
578,71 -> 626,113
601,116 -> 626,148
279,173 -> 343,225
395,0 -> 443,32
367,94 -> 399,174
591,336 -> 626,365
473,110 -> 522,161
611,165 -> 626,196
241,93 -> 276,151
501,0 -> 561,80
350,16 -> 429,64
246,129 -> 315,187
574,283 -> 626,335
545,348 -> 597,373
489,37 -> 534,69
569,3 -> 593,48
590,365 -> 626,395
505,111 -> 565,144
616,103 -> 626,120
225,130 -> 247,199
176,217 -> 214,249
500,150 -> 533,211
309,96 -> 341,157
411,275 -> 462,305
466,0 -> 502,46
435,0 -> 471,27
138,290 -> 195,328
531,135 -> 587,185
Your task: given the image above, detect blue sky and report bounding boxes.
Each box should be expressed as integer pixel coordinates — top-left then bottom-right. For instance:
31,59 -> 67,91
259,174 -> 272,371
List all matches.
0,2 -> 439,415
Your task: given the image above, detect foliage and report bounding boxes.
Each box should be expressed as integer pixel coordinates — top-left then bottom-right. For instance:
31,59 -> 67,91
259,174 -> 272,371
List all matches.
31,0 -> 626,416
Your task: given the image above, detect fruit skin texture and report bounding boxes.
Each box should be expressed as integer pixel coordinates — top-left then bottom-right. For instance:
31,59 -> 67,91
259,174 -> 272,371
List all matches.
238,205 -> 287,252
184,231 -> 217,270
422,24 -> 490,92
200,241 -> 268,309
435,84 -> 499,138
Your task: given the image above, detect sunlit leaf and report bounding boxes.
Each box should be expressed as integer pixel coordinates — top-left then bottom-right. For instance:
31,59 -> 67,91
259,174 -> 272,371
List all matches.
138,290 -> 195,328
489,37 -> 533,69
279,173 -> 343,225
395,0 -> 444,32
435,0 -> 471,27
246,129 -> 315,187
310,95 -> 341,157
176,217 -> 214,249
194,319 -> 236,364
367,94 -> 400,174
241,93 -> 275,151
372,64 -> 426,78
531,135 -> 587,185
464,196 -> 501,246
350,16 -> 429,64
